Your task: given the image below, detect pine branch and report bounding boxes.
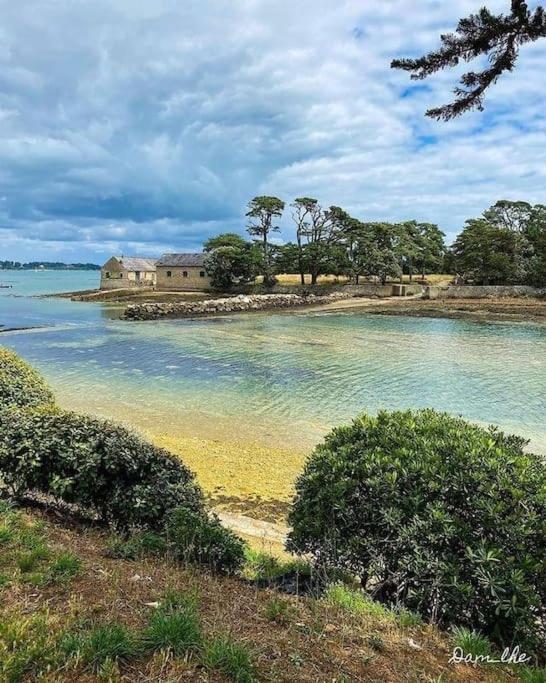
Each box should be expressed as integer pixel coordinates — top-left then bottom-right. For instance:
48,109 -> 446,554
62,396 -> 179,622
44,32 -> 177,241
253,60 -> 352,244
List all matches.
391,1 -> 546,119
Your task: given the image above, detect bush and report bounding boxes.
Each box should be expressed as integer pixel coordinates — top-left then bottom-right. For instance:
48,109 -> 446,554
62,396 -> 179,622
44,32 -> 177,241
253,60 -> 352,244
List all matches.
287,409 -> 546,652
165,508 -> 246,574
0,348 -> 54,409
0,405 -> 205,530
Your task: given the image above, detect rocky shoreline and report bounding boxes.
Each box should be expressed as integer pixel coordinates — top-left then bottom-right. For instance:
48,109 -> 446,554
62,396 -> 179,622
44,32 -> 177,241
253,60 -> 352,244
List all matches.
123,292 -> 355,320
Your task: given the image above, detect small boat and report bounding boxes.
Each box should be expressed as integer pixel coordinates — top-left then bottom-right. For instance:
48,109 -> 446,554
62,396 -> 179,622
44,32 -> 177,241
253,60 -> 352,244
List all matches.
0,284 -> 12,288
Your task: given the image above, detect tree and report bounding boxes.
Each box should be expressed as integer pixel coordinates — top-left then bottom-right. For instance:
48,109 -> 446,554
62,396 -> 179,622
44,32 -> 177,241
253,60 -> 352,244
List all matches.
203,233 -> 248,251
290,197 -> 319,284
452,218 -> 533,284
415,223 -> 446,280
203,235 -> 260,291
246,196 -> 285,286
359,223 -> 402,285
392,1 -> 546,119
453,201 -> 545,285
289,199 -> 346,285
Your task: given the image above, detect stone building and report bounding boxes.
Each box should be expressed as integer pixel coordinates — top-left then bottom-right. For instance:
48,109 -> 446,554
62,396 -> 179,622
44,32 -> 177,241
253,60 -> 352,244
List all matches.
155,253 -> 211,291
100,256 -> 157,290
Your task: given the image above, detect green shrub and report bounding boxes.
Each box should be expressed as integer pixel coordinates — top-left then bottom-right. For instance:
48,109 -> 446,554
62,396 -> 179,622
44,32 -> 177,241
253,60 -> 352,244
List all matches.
0,348 -> 54,409
0,406 -> 205,530
287,409 -> 546,651
165,508 -> 246,574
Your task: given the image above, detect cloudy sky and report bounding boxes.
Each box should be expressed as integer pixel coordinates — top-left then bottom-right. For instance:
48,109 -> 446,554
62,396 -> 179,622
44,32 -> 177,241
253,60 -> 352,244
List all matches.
1,0 -> 545,263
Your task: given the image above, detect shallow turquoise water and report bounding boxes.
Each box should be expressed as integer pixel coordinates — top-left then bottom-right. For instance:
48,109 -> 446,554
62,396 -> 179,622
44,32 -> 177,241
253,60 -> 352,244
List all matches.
1,271 -> 545,452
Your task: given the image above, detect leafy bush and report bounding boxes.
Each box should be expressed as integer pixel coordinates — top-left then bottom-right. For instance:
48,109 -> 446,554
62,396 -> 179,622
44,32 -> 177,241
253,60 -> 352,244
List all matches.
0,348 -> 54,409
0,405 -> 205,530
288,409 -> 546,651
165,507 -> 246,574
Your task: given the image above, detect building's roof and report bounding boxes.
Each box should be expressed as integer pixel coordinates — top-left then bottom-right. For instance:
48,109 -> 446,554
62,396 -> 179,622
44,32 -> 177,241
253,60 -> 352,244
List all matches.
156,253 -> 206,267
108,257 -> 157,272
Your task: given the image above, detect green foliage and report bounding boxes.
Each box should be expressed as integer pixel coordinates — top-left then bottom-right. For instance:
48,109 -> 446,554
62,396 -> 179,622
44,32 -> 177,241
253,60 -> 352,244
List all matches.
367,634 -> 385,652
143,592 -> 202,656
16,546 -> 49,573
324,584 -> 394,621
519,667 -> 546,683
48,552 -> 81,581
106,531 -> 167,560
204,241 -> 261,291
61,623 -> 139,671
246,195 -> 285,286
0,405 -> 205,530
242,548 -> 311,583
288,409 -> 546,651
263,597 -> 295,625
0,347 -> 54,409
452,201 -> 546,286
451,627 -> 491,658
0,615 -> 59,683
165,507 -> 246,574
203,634 -> 256,682
397,608 -> 424,628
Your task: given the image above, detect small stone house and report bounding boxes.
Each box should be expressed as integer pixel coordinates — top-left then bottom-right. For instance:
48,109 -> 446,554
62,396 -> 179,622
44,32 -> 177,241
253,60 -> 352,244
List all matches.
155,253 -> 211,291
100,256 -> 157,290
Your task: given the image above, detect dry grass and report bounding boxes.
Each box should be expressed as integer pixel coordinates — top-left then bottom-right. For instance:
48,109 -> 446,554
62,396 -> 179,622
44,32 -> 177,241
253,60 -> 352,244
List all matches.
0,505 -> 520,683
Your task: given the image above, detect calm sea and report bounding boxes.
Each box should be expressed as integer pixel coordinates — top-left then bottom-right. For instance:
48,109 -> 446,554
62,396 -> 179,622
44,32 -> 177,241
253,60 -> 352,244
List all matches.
1,270 -> 545,453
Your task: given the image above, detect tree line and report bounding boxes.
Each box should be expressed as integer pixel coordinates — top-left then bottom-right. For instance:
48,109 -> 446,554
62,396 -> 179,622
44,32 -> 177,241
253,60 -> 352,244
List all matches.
203,196 -> 545,290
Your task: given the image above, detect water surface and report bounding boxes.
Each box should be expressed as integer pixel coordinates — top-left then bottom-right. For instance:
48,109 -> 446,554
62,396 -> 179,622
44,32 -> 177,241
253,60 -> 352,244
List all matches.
1,271 -> 545,453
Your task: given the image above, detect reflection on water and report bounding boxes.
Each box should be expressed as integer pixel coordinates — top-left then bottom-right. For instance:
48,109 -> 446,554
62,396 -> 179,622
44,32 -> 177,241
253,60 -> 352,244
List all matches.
1,272 -> 545,453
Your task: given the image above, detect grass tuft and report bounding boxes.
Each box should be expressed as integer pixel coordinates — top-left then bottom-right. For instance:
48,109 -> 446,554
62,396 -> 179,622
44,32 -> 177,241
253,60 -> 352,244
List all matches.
451,626 -> 491,658
143,600 -> 202,656
203,634 -> 255,682
62,623 -> 139,671
263,596 -> 295,625
519,667 -> 546,683
324,584 -> 394,621
48,552 -> 81,581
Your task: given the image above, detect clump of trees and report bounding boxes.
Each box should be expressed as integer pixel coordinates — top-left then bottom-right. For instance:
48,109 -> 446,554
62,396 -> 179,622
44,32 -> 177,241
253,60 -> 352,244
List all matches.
288,408 -> 546,653
450,200 -> 546,286
204,195 -> 446,289
202,196 -> 543,290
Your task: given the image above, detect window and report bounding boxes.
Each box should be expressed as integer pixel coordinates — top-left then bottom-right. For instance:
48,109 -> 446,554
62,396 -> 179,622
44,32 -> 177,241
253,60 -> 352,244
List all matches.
182,271 -> 188,277
166,270 -> 172,277
199,271 -> 205,278
105,271 -> 110,278
119,273 -> 123,278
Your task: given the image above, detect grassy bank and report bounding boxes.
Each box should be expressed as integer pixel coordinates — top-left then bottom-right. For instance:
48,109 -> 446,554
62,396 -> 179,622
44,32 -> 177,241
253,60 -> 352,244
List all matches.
0,503 -> 529,683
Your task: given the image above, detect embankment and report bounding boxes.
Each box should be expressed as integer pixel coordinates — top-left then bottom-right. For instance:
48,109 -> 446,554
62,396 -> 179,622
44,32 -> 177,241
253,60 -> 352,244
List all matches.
123,292 -> 357,320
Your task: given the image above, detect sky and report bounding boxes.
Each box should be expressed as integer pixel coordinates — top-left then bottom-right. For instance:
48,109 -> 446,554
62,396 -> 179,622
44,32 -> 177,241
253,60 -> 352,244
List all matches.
0,0 -> 545,264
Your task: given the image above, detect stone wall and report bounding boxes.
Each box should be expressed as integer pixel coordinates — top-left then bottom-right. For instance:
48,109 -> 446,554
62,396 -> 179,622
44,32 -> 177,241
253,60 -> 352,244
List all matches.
123,292 -> 355,321
425,285 -> 546,300
236,283 -> 400,297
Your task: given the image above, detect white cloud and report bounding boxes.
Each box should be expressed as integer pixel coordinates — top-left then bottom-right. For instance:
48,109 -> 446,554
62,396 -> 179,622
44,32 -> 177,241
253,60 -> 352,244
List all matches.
0,0 -> 544,261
